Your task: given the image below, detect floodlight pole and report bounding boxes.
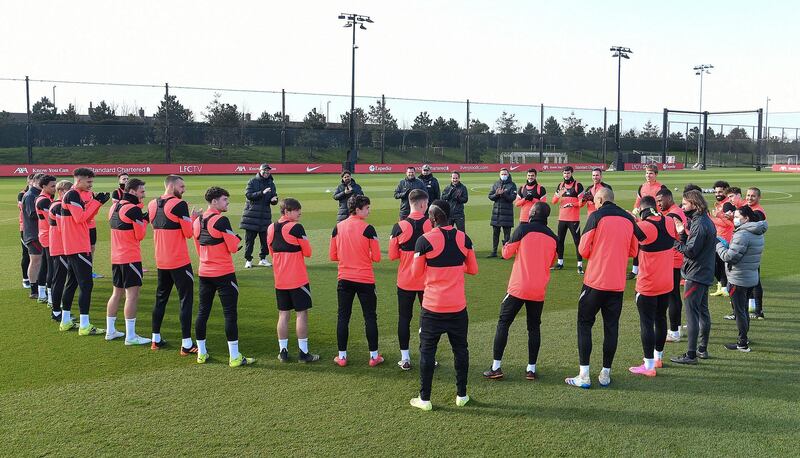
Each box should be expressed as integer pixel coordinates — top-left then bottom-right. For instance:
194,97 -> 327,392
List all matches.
610,46 -> 631,171
339,13 -> 373,171
693,64 -> 713,166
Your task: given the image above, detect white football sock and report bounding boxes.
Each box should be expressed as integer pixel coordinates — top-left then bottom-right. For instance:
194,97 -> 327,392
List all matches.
400,349 -> 410,361
152,333 -> 161,343
61,310 -> 71,325
125,319 -> 136,339
338,351 -> 347,359
197,339 -> 207,355
579,365 -> 590,378
298,338 -> 309,353
644,358 -> 655,370
557,259 -> 564,266
748,298 -> 756,311
632,266 -> 639,275
722,286 -> 728,294
106,316 -> 117,333
181,338 -> 193,349
38,285 -> 46,298
577,261 -> 583,268
655,350 -> 664,360
527,364 -> 536,373
47,288 -> 52,304
369,350 -> 379,359
601,367 -> 611,376
79,314 -> 90,328
278,339 -> 288,351
492,359 -> 502,371
227,340 -> 240,359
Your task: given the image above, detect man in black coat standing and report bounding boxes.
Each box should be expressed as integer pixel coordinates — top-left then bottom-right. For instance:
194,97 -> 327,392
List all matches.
240,163 -> 278,268
487,168 -> 517,257
333,170 -> 363,222
394,166 -> 426,220
441,171 -> 468,231
418,164 -> 441,205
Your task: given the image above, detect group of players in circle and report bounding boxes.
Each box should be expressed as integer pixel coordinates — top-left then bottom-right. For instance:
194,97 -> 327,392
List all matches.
17,162 -> 767,410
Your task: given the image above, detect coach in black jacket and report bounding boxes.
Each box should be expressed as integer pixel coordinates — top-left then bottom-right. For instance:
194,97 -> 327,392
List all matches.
671,189 -> 717,365
418,164 -> 441,203
394,166 -> 426,220
333,170 -> 363,222
487,168 -> 517,257
240,164 -> 278,267
441,171 -> 468,231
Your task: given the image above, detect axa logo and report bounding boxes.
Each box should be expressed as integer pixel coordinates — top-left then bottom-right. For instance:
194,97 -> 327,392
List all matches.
306,165 -> 321,172
234,166 -> 247,172
14,167 -> 28,174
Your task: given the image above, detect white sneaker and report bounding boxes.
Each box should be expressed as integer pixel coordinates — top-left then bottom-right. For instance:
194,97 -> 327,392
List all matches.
105,330 -> 124,341
665,331 -> 681,343
598,370 -> 611,387
125,335 -> 152,346
258,259 -> 271,267
410,397 -> 432,411
564,375 -> 591,389
244,260 -> 253,269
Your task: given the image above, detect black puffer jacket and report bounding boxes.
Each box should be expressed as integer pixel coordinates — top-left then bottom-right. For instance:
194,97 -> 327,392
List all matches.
488,179 -> 517,227
675,210 -> 717,286
441,182 -> 469,219
333,178 -> 364,222
418,174 -> 441,202
239,173 -> 277,232
394,177 -> 426,219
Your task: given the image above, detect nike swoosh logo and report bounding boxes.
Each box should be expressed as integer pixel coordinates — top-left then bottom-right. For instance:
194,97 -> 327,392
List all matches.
306,166 -> 321,172
509,165 -> 521,171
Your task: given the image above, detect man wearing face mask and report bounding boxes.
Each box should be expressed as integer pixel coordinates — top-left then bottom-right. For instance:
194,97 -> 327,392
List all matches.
441,172 -> 469,231
333,170 -> 363,222
418,164 -> 441,204
394,166 -> 426,220
710,180 -> 733,298
111,173 -> 129,203
716,205 -> 767,353
240,164 -> 278,268
514,168 -> 546,224
551,166 -> 585,274
487,168 -> 517,258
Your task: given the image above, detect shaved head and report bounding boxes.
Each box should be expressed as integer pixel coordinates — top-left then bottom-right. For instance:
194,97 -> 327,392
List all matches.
595,187 -> 614,202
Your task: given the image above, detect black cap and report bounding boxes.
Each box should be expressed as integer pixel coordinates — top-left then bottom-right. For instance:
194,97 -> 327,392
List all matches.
259,164 -> 272,171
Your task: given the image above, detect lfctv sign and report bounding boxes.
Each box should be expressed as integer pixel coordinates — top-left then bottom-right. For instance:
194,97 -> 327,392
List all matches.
178,165 -> 203,173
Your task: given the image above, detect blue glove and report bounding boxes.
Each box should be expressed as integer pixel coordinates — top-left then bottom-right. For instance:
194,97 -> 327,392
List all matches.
716,236 -> 729,248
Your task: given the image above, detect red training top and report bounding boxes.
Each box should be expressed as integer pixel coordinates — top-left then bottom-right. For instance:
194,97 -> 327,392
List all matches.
267,216 -> 312,290
514,182 -> 547,223
712,197 -> 734,242
552,179 -> 584,222
329,215 -> 381,284
502,219 -> 557,301
35,193 -> 53,247
636,213 -> 679,296
108,195 -> 147,264
193,208 -> 241,277
48,198 -> 65,257
634,180 -> 668,209
148,195 -> 196,270
61,188 -> 103,255
583,182 -> 613,215
412,226 -> 478,313
579,201 -> 643,292
663,203 -> 687,269
389,211 -> 433,291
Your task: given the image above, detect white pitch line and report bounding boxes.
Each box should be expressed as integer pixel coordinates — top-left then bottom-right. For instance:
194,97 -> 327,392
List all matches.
760,190 -> 793,201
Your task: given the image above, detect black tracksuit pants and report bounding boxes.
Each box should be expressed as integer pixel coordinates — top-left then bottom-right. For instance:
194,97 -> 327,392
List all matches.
577,285 -> 623,368
337,280 -> 379,352
419,308 -> 469,401
62,253 -> 93,314
668,268 -> 683,332
492,294 -> 543,364
728,283 -> 751,346
195,273 -> 239,341
636,292 -> 669,359
152,264 -> 195,339
243,230 -> 267,262
556,221 -> 582,262
491,226 -> 511,254
397,287 -> 423,351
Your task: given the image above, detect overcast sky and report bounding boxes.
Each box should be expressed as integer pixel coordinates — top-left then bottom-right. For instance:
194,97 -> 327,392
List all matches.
2,0 -> 798,131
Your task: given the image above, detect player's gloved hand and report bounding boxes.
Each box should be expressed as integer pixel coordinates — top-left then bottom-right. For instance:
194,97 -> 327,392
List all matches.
94,192 -> 111,204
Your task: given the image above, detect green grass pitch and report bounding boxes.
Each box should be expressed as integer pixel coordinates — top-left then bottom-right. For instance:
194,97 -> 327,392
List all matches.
0,169 -> 798,456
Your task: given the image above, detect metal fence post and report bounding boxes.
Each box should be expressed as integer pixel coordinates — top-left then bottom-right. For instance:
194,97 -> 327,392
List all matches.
380,94 -> 385,164
702,111 -> 709,169
602,107 -> 607,165
281,89 -> 286,163
661,108 -> 668,163
539,104 -> 544,163
25,76 -> 32,164
165,83 -> 172,163
465,99 -> 470,163
756,108 -> 763,170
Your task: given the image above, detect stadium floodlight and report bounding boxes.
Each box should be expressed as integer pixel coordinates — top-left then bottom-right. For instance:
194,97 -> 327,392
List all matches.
338,12 -> 374,171
610,46 -> 633,170
693,64 -> 713,165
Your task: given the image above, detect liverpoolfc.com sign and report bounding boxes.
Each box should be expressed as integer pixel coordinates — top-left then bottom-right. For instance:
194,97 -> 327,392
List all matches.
0,163 -> 608,177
